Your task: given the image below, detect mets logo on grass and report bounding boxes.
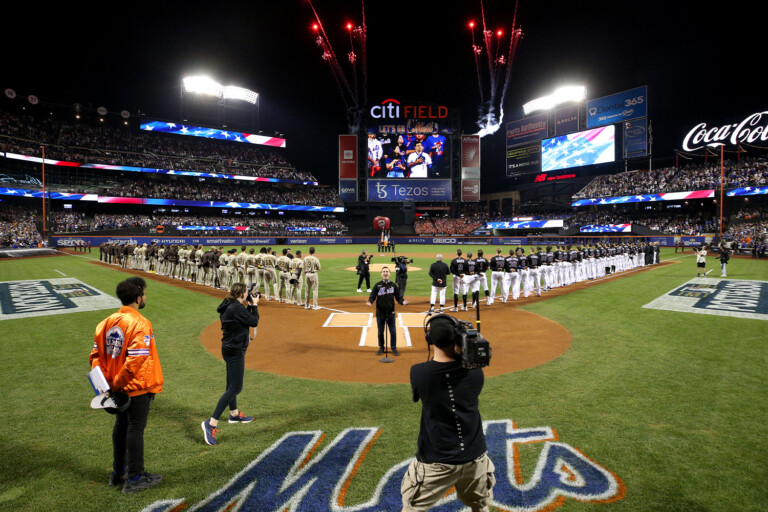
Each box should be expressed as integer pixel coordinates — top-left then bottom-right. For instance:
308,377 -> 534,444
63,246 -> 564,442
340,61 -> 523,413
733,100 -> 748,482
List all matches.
643,278 -> 768,320
0,278 -> 120,321
141,419 -> 624,512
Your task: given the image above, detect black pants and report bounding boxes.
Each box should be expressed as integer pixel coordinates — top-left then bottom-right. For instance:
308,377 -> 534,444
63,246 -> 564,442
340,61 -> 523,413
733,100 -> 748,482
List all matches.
377,314 -> 396,349
113,392 -> 154,477
213,346 -> 246,420
358,272 -> 370,290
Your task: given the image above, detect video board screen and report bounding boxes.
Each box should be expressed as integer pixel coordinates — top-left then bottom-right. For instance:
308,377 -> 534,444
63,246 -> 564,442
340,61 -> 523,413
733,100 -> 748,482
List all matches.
366,132 -> 450,179
541,125 -> 615,172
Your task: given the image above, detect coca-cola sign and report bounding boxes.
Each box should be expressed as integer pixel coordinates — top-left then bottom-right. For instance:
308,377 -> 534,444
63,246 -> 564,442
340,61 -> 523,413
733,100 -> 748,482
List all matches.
682,111 -> 768,151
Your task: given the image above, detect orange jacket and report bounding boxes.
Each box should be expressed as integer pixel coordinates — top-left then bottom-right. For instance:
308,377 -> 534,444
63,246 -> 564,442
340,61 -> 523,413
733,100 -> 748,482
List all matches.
90,306 -> 163,397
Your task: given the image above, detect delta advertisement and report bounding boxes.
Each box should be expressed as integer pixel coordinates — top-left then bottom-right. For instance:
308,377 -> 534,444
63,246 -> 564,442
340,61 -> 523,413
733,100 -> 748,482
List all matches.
555,105 -> 579,135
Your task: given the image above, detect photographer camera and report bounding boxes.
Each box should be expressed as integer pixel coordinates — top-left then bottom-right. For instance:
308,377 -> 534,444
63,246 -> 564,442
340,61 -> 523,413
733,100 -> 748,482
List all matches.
401,314 -> 494,512
393,255 -> 413,296
356,249 -> 373,293
201,283 -> 259,446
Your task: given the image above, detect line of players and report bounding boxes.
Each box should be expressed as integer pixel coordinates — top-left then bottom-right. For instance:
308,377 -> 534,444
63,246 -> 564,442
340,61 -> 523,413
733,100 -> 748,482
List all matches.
434,242 -> 662,312
98,242 -> 322,310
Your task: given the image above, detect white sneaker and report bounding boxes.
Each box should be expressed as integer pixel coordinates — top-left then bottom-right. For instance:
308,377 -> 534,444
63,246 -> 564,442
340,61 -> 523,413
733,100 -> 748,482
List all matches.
449,306 -> 458,312
357,289 -> 362,292
367,289 -> 372,292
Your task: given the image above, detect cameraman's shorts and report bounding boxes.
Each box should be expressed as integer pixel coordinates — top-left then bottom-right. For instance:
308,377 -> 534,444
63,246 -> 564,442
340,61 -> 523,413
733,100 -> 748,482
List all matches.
401,452 -> 495,512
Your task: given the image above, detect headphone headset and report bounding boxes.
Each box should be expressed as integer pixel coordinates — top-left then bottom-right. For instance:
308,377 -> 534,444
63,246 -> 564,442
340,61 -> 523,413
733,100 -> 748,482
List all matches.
424,314 -> 466,346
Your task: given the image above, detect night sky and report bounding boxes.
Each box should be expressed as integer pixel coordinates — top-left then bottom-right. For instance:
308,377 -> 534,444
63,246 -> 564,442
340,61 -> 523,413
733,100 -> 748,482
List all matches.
2,1 -> 762,186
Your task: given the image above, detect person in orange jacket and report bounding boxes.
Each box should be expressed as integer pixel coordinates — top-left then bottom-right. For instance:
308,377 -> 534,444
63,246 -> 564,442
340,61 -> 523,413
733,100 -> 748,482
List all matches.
90,276 -> 163,494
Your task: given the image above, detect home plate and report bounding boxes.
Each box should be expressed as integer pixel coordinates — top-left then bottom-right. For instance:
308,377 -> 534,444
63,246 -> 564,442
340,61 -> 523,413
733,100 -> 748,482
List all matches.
322,312 -> 430,348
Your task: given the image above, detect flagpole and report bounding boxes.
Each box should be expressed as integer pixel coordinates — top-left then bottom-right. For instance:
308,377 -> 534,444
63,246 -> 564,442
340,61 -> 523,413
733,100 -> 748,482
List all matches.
42,145 -> 47,244
719,145 -> 724,237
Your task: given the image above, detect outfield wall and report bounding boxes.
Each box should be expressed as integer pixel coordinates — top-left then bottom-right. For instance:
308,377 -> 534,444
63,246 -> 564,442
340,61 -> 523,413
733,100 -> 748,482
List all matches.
50,235 -> 712,247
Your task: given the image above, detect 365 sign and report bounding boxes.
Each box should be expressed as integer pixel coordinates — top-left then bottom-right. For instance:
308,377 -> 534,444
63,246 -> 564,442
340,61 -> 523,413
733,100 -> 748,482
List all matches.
142,420 -> 624,512
682,110 -> 768,151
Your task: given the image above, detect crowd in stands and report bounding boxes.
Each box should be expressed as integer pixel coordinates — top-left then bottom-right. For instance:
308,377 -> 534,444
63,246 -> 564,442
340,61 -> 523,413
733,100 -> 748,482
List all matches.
105,180 -> 343,206
723,205 -> 768,245
565,209 -> 719,235
0,206 -> 43,247
574,157 -> 768,199
45,210 -> 347,235
414,215 -> 487,236
0,110 -> 316,181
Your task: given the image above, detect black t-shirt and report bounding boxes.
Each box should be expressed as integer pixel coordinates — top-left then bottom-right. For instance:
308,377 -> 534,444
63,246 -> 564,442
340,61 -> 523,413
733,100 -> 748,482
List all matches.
410,360 -> 486,464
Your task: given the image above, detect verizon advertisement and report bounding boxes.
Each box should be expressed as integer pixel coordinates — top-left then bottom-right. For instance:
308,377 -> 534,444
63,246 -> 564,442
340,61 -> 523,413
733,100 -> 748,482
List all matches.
339,135 -> 358,179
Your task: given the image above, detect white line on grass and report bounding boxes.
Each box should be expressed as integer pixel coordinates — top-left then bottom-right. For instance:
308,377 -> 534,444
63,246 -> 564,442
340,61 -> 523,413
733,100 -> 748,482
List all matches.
54,269 -> 66,276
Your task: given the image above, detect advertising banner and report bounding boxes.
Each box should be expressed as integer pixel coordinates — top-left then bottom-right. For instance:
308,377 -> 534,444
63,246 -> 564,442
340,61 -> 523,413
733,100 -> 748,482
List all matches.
555,105 -> 579,135
339,179 -> 357,201
572,189 -> 714,207
681,236 -> 706,247
487,220 -> 564,230
624,118 -> 648,158
506,144 -> 541,176
505,113 -> 548,147
367,179 -> 451,202
682,110 -> 768,151
461,134 -> 481,168
649,236 -> 675,246
140,121 -> 286,148
339,135 -> 358,179
461,180 -> 480,201
587,86 -> 647,128
491,237 -> 529,246
579,224 -> 632,233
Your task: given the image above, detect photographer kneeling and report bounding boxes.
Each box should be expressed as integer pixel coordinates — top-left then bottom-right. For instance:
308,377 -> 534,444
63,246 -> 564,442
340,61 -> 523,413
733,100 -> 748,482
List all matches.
401,315 -> 495,512
202,283 -> 259,446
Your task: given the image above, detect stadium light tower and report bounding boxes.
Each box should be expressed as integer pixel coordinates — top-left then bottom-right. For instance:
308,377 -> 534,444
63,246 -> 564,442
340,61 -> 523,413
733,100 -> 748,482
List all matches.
523,85 -> 586,115
182,76 -> 258,104
181,75 -> 260,131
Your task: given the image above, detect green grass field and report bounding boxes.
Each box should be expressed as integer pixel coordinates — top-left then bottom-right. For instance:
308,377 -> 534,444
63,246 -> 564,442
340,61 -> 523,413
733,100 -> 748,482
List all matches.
0,246 -> 766,512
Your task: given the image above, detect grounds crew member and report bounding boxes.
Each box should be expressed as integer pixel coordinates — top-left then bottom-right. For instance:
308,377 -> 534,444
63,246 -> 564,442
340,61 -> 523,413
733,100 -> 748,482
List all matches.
401,314 -> 495,511
90,276 -> 163,494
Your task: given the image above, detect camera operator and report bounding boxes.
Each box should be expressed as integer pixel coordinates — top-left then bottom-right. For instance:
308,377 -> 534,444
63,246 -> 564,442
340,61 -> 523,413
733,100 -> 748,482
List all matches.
394,255 -> 412,296
202,283 -> 259,446
401,315 -> 495,512
357,249 -> 373,293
